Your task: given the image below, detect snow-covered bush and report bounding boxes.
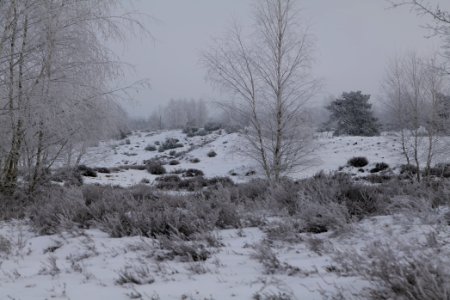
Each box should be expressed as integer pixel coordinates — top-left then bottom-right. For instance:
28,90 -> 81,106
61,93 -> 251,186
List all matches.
207,150 -> 217,157
333,236 -> 450,300
50,167 -> 83,186
347,156 -> 369,168
157,236 -> 211,262
190,158 -> 200,163
77,165 -> 97,177
158,138 -> 183,152
0,235 -> 11,255
144,144 -> 157,151
28,187 -> 90,234
116,265 -> 155,285
28,184 -> 241,238
184,168 -> 204,177
146,160 -> 166,175
370,162 -> 390,173
169,159 -> 180,165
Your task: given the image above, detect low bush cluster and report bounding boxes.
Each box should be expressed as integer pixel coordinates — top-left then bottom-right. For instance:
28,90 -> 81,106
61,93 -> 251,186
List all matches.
158,138 -> 184,152
183,127 -> 208,137
146,160 -> 166,175
27,184 -> 241,238
370,162 -> 389,173
333,236 -> 450,300
145,144 -> 157,151
156,175 -> 234,191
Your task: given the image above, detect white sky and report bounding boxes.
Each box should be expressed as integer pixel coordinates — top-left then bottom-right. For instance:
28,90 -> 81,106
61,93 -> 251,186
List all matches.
114,0 -> 450,117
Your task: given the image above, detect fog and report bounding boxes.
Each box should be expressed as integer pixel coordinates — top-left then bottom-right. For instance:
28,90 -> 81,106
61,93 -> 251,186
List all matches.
115,0 -> 449,117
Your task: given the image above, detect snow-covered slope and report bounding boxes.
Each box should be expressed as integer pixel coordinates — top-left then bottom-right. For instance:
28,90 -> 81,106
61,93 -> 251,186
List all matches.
79,129 -> 448,186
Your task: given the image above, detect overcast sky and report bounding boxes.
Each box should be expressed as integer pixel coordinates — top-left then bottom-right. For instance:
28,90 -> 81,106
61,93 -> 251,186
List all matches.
115,0 -> 450,117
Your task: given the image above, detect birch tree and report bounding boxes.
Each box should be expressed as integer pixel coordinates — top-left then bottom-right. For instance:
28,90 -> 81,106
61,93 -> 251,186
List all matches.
0,0 -> 147,194
203,0 -> 319,181
383,53 -> 447,181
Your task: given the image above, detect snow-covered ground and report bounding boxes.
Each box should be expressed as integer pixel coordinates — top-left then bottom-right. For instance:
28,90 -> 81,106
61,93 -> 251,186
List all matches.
1,211 -> 447,300
78,129 -> 449,187
1,129 -> 449,299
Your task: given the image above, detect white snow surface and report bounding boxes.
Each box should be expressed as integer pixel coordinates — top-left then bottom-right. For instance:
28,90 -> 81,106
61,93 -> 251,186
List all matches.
2,212 -> 447,300
2,130 -> 449,299
77,129 -> 449,187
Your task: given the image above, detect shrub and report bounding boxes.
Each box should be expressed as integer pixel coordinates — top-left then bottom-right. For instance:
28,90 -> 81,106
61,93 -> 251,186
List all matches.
178,176 -> 208,191
0,235 -> 11,254
195,129 -> 208,136
0,190 -> 31,220
158,237 -> 211,262
207,150 -> 217,158
28,184 -> 241,238
333,240 -> 450,300
184,169 -> 204,177
116,265 -> 155,285
428,163 -> 450,178
145,145 -> 157,151
50,167 -> 83,186
204,122 -> 222,132
169,160 -> 180,165
169,150 -> 177,156
94,167 -> 111,174
190,158 -> 200,163
400,164 -> 419,175
28,187 -> 91,234
347,156 -> 369,168
207,177 -> 234,188
370,162 -> 389,173
77,165 -> 98,177
158,138 -> 184,152
155,175 -> 181,190
146,160 -> 166,175
183,127 -> 199,136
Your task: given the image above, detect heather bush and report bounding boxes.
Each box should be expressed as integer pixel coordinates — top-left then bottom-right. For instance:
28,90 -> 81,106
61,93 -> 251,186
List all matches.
333,238 -> 450,300
77,165 -> 98,177
144,144 -> 157,151
204,121 -> 222,132
50,167 -> 83,186
347,157 -> 369,168
207,150 -> 217,157
27,184 -> 241,238
370,162 -> 389,173
155,175 -> 181,190
94,167 -> 111,174
146,160 -> 166,175
169,160 -> 180,165
158,138 -> 184,152
184,168 -> 204,177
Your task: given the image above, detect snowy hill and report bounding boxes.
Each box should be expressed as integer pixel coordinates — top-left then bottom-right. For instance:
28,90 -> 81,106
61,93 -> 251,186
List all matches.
78,129 -> 448,187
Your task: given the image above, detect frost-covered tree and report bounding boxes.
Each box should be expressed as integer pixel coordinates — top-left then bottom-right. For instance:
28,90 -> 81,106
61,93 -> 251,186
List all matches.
203,0 -> 319,181
0,0 -> 146,194
383,53 -> 447,181
325,91 -> 380,137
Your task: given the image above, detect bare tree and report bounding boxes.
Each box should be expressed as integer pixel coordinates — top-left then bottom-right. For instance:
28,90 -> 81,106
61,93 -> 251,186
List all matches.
0,0 -> 148,194
382,53 -> 447,181
203,0 -> 319,181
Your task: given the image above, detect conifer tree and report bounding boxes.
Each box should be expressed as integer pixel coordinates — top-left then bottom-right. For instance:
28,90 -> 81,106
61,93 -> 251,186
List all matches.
325,91 -> 380,136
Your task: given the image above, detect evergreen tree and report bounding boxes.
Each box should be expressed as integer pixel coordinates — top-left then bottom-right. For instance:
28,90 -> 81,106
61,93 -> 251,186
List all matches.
325,91 -> 380,136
